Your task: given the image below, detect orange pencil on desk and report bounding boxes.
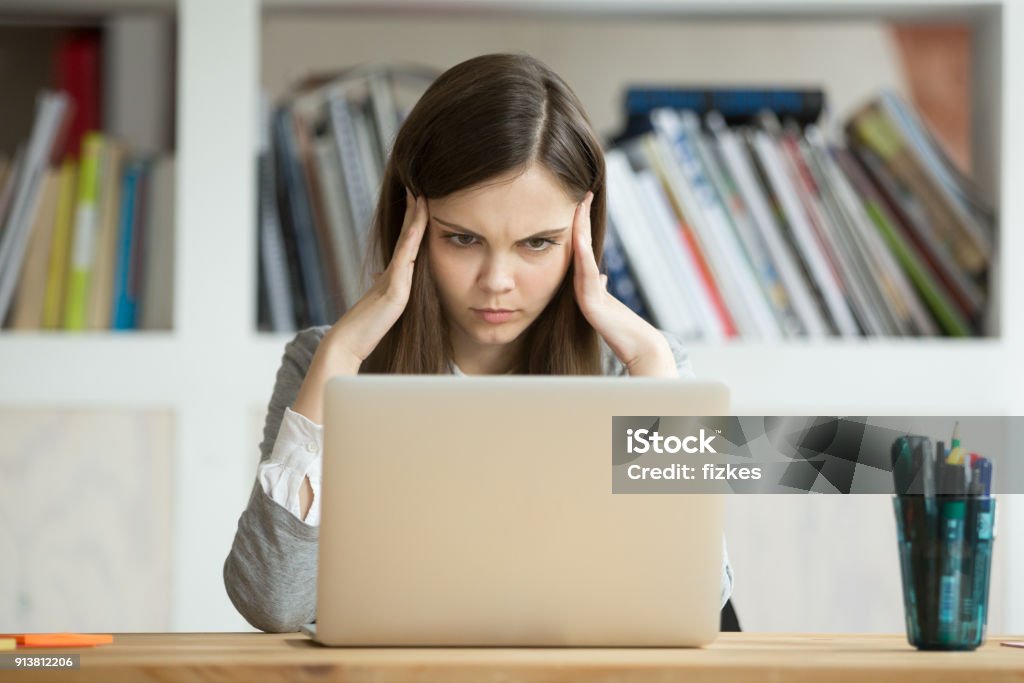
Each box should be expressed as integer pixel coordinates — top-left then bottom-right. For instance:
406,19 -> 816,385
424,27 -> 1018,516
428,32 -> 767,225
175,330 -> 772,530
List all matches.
0,638 -> 15,650
0,633 -> 113,647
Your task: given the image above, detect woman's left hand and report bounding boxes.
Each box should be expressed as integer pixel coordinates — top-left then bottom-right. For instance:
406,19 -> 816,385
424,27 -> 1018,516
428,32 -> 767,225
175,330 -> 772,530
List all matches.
572,191 -> 678,378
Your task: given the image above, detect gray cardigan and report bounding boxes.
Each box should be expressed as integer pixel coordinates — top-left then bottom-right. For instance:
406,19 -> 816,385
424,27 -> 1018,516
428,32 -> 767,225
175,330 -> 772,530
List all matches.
224,324 -> 722,633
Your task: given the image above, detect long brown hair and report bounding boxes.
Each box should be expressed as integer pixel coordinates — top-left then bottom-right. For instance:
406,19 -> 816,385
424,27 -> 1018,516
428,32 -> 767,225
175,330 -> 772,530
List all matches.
361,53 -> 606,375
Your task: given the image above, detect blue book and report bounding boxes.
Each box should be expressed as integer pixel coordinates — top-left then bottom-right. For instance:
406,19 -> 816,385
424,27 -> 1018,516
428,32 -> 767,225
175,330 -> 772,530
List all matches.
602,217 -> 651,321
111,161 -> 143,330
612,87 -> 825,145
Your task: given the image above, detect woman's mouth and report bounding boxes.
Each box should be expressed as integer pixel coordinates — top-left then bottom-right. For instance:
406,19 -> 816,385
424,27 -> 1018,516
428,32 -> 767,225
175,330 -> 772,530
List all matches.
472,309 -> 518,324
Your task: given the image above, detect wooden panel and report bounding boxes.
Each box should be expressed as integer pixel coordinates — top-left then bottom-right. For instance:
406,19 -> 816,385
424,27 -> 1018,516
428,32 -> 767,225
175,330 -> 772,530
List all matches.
0,410 -> 174,632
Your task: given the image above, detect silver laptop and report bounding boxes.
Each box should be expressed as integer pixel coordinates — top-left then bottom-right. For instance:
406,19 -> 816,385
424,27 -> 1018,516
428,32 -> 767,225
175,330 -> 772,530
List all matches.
301,375 -> 729,647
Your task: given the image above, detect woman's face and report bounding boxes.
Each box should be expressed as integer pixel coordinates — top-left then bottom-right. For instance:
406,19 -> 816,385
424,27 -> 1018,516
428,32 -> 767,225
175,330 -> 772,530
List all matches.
426,162 -> 580,368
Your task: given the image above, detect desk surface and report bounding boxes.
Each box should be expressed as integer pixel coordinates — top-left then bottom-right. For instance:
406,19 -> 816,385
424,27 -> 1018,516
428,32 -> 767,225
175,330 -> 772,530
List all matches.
9,632 -> 1024,682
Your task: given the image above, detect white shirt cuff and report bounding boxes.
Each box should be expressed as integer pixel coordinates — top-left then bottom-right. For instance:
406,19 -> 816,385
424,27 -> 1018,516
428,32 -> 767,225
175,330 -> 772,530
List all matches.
258,406 -> 324,525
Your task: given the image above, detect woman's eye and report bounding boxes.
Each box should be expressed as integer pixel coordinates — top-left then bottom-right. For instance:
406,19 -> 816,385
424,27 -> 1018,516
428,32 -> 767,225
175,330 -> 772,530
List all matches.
524,238 -> 557,252
447,234 -> 477,247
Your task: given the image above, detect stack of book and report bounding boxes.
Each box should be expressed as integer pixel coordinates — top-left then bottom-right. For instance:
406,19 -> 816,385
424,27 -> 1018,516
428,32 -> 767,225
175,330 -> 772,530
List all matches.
603,88 -> 993,340
0,24 -> 175,333
257,71 -> 994,339
258,64 -> 439,332
0,92 -> 175,332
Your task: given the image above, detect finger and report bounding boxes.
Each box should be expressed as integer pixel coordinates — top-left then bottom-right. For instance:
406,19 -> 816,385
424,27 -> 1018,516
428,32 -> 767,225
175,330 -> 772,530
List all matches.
574,195 -> 601,281
392,194 -> 428,265
583,191 -> 594,246
391,187 -> 416,261
600,273 -> 608,289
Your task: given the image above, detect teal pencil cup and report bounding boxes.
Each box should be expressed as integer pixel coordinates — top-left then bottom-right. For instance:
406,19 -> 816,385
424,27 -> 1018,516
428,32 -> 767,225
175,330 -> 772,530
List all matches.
892,495 -> 996,650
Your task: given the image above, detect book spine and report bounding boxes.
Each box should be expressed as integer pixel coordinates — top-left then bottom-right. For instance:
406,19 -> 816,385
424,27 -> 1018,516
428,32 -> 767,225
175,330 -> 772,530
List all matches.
274,106 -> 329,327
834,149 -> 972,337
63,132 -> 104,330
751,128 -> 860,337
111,163 -> 140,330
707,113 -> 828,337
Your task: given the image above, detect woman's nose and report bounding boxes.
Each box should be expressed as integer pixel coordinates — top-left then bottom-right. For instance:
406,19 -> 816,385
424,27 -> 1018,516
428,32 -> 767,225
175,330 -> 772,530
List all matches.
478,256 -> 515,293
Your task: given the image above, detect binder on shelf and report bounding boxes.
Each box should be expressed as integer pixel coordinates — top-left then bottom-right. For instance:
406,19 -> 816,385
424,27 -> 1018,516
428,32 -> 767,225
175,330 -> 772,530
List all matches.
614,87 -> 826,146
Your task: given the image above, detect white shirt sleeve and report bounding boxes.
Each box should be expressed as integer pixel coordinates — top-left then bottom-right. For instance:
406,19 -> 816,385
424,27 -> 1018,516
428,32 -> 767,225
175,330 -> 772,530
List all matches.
257,406 -> 324,526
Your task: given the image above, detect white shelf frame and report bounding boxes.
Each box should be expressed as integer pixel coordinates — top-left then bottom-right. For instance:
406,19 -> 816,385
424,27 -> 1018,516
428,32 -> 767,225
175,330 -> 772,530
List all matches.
0,0 -> 1020,633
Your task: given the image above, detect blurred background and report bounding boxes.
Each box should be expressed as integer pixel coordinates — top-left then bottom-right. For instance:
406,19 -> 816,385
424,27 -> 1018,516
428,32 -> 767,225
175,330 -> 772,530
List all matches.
0,0 -> 1021,634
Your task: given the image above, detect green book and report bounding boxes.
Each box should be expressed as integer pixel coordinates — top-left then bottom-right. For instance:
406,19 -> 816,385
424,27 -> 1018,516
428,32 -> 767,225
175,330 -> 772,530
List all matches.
63,132 -> 104,330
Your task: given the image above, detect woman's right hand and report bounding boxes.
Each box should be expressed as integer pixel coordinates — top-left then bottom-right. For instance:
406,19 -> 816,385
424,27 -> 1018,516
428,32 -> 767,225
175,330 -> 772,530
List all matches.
326,187 -> 429,363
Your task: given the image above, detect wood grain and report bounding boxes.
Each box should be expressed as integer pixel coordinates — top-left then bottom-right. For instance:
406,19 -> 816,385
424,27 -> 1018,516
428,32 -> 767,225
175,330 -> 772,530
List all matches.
13,632 -> 1024,683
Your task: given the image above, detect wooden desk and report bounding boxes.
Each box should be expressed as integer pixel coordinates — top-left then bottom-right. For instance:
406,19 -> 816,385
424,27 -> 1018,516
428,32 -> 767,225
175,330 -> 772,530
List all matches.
7,632 -> 1024,682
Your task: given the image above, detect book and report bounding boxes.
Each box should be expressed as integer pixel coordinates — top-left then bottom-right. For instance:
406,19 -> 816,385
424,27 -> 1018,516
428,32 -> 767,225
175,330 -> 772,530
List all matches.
0,91 -> 70,326
633,165 -> 707,341
846,102 -> 989,280
42,158 -> 78,329
706,112 -> 829,337
852,142 -> 985,325
639,133 -> 737,340
615,87 -> 825,144
55,29 -> 102,159
139,156 -> 175,330
111,161 -> 145,330
779,131 -> 886,335
652,108 -> 781,339
0,150 -> 22,245
10,169 -> 60,329
292,102 -> 344,321
87,140 -> 125,329
272,106 -> 330,327
605,149 -> 695,338
749,123 -> 860,337
690,121 -> 799,336
601,216 -> 650,321
795,132 -> 907,335
804,127 -> 938,336
879,91 -> 994,243
257,92 -> 296,333
834,148 -> 972,336
312,135 -> 363,311
63,132 -> 104,330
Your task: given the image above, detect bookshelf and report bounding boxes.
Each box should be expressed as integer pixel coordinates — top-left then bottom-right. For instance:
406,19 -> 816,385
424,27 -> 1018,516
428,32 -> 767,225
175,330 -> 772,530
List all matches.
0,0 -> 1021,633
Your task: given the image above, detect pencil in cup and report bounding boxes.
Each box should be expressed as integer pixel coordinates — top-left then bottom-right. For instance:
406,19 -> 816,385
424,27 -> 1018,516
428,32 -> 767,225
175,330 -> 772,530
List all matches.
892,494 -> 996,650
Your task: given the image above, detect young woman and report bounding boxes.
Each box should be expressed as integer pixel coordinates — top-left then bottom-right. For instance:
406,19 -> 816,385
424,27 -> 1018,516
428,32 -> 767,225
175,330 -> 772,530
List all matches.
225,53 -> 733,633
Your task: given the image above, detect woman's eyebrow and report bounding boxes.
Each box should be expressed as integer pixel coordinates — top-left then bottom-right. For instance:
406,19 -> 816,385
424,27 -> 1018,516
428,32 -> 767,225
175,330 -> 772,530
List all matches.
432,216 -> 569,239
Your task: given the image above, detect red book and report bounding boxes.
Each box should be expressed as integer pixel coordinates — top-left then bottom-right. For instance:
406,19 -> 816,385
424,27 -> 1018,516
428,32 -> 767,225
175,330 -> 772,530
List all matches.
54,29 -> 102,159
676,218 -> 738,338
